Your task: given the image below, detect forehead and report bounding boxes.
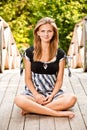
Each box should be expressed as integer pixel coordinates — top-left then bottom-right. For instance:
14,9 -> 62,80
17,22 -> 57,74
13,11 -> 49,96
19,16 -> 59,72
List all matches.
39,23 -> 53,30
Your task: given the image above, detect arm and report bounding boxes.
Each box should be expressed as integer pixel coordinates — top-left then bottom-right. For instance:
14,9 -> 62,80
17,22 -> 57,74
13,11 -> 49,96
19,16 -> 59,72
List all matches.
43,59 -> 65,104
24,58 -> 46,104
24,58 -> 38,96
51,58 -> 65,97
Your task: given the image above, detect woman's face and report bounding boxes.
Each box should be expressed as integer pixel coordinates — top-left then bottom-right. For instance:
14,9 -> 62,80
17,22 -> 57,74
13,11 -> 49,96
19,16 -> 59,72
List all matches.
37,23 -> 54,43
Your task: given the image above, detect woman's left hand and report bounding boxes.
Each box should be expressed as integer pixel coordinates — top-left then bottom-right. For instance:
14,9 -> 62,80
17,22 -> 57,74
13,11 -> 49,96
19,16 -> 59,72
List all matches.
42,95 -> 53,105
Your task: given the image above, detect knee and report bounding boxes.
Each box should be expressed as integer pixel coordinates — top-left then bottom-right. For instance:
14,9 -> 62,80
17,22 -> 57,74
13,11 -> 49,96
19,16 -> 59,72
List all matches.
14,95 -> 24,107
68,94 -> 77,107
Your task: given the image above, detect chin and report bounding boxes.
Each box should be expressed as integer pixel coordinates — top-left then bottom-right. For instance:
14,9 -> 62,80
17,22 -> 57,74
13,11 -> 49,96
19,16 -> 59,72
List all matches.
43,39 -> 51,42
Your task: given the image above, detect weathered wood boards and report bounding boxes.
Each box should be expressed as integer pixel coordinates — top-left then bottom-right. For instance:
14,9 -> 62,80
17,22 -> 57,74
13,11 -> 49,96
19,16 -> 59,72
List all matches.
83,18 -> 87,71
0,20 -> 4,73
0,17 -> 20,73
68,16 -> 87,72
0,69 -> 87,130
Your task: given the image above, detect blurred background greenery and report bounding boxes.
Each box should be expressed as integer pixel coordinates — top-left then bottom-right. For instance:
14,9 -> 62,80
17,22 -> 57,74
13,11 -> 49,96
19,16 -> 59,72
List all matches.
0,0 -> 87,52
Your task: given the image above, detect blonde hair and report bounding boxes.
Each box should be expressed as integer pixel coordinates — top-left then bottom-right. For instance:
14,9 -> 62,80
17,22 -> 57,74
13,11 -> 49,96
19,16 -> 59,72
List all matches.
33,17 -> 59,61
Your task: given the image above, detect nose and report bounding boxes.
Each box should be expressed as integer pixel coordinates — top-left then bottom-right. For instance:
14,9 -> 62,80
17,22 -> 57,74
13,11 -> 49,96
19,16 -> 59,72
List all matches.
44,31 -> 48,35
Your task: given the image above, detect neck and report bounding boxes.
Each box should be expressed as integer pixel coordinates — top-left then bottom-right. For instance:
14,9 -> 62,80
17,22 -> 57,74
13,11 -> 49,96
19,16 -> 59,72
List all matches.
41,42 -> 50,52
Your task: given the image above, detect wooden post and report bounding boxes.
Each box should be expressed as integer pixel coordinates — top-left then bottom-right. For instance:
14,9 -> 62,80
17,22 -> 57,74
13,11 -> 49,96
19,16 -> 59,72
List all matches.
0,17 -> 20,72
83,17 -> 87,72
0,21 -> 4,73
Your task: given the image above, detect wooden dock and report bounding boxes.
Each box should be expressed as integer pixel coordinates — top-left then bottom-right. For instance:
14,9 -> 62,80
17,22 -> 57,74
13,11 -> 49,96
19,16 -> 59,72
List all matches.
0,68 -> 87,130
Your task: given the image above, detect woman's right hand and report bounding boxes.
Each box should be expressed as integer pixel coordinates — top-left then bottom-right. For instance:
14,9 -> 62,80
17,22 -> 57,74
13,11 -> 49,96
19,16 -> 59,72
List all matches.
34,93 -> 46,105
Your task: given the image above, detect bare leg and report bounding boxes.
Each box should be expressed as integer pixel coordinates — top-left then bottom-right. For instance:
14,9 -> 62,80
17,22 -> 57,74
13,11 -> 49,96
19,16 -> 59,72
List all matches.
14,95 -> 75,118
45,93 -> 77,111
21,93 -> 76,112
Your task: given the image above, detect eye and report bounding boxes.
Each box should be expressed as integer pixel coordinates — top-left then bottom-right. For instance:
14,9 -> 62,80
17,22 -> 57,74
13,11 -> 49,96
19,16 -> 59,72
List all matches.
41,30 -> 45,32
48,30 -> 52,32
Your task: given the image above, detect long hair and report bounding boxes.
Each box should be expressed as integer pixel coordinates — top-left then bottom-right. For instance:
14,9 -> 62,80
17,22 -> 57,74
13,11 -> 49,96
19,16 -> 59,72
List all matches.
33,17 -> 59,61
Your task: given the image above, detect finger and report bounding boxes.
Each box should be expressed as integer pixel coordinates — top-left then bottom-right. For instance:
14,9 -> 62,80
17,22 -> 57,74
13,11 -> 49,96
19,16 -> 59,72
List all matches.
43,97 -> 48,101
43,100 -> 50,105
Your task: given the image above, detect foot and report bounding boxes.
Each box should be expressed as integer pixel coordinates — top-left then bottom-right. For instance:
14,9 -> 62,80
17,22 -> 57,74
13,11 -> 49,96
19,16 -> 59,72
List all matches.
21,110 -> 29,115
57,110 -> 75,119
69,112 -> 75,119
66,111 -> 75,119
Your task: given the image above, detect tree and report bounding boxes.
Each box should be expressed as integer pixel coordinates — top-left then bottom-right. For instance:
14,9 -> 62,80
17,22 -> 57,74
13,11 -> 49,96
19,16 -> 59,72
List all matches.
0,0 -> 87,52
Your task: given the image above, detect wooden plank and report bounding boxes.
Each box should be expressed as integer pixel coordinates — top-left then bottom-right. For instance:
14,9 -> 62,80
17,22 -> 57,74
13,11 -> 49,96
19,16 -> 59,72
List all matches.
68,74 -> 86,97
8,71 -> 25,130
76,72 -> 87,94
77,96 -> 87,129
8,105 -> 25,130
55,117 -> 70,130
0,70 -> 21,130
68,69 -> 87,128
24,114 -> 40,130
71,70 -> 87,128
0,72 -> 16,105
0,103 -> 13,130
8,119 -> 24,130
69,103 -> 87,130
40,116 -> 55,130
64,70 -> 87,130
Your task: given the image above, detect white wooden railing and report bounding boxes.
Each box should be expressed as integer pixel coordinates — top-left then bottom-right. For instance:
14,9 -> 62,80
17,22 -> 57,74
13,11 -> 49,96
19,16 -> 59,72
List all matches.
67,16 -> 87,72
0,17 -> 20,73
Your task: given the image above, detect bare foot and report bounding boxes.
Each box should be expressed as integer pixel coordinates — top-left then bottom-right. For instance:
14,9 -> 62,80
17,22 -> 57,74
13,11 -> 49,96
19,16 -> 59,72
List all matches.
69,113 -> 75,119
21,110 -> 29,115
66,111 -> 75,119
21,109 -> 75,118
57,110 -> 75,119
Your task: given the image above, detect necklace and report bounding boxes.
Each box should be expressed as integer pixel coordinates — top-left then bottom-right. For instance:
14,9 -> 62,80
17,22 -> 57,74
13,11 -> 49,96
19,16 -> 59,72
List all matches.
43,63 -> 48,69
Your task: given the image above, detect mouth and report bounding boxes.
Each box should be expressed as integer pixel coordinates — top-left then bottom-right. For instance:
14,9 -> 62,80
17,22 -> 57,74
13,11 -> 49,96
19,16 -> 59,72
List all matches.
44,37 -> 49,39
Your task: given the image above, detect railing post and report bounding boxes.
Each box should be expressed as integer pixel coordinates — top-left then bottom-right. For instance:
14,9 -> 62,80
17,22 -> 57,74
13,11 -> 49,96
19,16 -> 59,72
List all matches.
83,17 -> 87,71
0,20 -> 4,73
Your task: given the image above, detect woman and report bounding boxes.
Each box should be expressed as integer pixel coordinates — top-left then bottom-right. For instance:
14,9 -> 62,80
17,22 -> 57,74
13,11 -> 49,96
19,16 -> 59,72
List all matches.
14,17 -> 77,118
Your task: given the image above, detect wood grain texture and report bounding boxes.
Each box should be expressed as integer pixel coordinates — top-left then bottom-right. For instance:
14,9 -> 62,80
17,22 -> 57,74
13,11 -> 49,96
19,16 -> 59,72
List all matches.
0,68 -> 87,130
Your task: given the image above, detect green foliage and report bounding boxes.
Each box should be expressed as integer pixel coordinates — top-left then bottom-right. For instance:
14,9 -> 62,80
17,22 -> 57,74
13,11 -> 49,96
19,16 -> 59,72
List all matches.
0,0 -> 87,52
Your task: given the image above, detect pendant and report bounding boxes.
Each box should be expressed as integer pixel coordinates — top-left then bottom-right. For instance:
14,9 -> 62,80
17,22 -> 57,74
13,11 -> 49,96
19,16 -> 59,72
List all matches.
43,63 -> 48,69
